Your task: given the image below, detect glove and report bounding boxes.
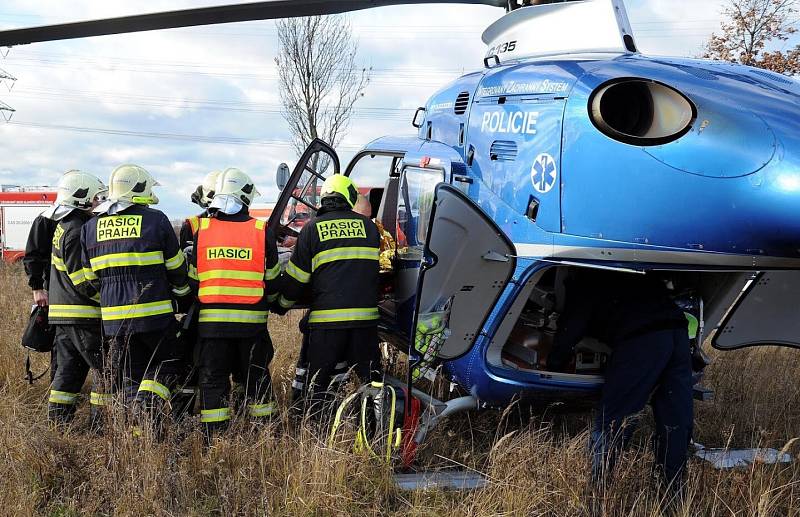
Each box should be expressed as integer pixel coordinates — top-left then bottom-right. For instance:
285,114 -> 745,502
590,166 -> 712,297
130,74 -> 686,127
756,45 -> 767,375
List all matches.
298,312 -> 310,333
270,302 -> 289,316
190,186 -> 204,207
175,293 -> 194,314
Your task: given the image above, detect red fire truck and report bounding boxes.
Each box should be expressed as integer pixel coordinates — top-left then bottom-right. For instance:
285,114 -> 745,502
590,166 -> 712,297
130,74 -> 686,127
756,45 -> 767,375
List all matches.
0,186 -> 56,262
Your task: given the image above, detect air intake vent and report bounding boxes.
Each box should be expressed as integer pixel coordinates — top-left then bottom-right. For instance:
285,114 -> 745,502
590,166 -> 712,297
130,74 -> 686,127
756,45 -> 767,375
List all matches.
490,140 -> 517,161
750,69 -> 793,85
589,79 -> 696,146
454,92 -> 470,115
674,64 -> 717,81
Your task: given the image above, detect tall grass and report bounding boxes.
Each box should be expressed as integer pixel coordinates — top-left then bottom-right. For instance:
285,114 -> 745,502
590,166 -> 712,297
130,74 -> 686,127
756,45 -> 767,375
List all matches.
0,263 -> 798,516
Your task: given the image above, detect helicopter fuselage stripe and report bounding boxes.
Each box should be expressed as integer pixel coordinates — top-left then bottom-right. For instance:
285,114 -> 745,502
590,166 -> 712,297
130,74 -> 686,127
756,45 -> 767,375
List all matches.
513,243 -> 800,269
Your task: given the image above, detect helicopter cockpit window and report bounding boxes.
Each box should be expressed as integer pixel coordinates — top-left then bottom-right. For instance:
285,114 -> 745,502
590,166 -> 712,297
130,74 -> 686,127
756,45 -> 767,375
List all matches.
397,167 -> 443,251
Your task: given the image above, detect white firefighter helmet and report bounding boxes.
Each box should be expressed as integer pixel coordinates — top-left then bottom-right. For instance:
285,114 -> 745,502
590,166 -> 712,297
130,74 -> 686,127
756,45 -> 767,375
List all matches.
200,170 -> 221,207
55,170 -> 107,210
108,164 -> 160,205
209,167 -> 259,214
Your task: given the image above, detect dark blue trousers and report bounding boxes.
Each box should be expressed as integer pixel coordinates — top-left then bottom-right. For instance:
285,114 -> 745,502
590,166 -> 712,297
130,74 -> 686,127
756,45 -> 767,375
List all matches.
591,328 -> 693,487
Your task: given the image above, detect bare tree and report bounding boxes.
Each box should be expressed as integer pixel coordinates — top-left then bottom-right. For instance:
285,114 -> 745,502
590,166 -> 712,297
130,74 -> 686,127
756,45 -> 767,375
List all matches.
275,16 -> 371,168
704,0 -> 800,75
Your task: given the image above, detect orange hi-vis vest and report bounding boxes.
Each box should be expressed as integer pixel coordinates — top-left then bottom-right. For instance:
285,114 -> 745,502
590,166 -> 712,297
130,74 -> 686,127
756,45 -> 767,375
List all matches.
197,218 -> 267,305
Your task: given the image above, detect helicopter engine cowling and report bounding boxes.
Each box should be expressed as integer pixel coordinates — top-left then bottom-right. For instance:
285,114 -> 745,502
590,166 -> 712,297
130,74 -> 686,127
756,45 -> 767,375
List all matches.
561,56 -> 800,260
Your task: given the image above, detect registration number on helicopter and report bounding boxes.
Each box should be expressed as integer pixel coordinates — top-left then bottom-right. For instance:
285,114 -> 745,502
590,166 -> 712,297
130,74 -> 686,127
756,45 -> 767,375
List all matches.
486,40 -> 517,57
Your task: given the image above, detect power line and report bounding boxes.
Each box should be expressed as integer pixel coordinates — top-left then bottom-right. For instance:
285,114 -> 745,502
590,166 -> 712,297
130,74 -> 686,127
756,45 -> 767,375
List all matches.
16,85 -> 420,111
5,120 -> 372,150
4,59 -> 449,87
8,91 -> 415,121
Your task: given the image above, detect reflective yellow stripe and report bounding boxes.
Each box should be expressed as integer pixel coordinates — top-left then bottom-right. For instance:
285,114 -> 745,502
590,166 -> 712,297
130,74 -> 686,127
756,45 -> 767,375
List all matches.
308,307 -> 379,324
90,293 -> 101,303
311,247 -> 379,272
188,265 -> 199,281
49,304 -> 101,319
101,300 -> 174,320
165,250 -> 186,271
278,296 -> 295,309
198,269 -> 263,282
254,220 -> 266,230
188,216 -> 200,234
172,284 -> 192,296
265,263 -> 281,281
90,251 -> 164,271
138,380 -> 171,401
249,402 -> 277,418
49,390 -> 79,405
201,407 -> 231,423
200,218 -> 211,230
68,267 -> 95,286
90,392 -> 113,406
198,309 -> 268,324
198,286 -> 264,298
285,260 -> 310,284
51,254 -> 67,272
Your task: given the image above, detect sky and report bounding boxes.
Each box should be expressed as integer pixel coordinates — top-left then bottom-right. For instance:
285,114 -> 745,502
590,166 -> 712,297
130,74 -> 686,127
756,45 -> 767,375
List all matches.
0,0 -> 792,218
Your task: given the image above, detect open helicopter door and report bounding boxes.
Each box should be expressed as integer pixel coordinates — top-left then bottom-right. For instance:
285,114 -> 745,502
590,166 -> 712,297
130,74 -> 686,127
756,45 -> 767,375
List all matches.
412,183 -> 516,371
711,271 -> 800,351
268,138 -> 339,249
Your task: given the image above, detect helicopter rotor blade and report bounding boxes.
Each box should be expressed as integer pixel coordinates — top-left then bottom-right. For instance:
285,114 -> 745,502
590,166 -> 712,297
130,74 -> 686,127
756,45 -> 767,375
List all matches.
0,0 -> 508,47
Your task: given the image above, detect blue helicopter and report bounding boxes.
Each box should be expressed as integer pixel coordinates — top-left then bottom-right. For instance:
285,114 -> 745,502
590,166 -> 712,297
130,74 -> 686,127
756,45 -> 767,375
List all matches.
2,0 -> 800,463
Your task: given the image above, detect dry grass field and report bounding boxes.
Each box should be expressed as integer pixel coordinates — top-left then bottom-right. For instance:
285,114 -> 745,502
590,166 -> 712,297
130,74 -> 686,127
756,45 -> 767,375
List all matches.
0,263 -> 799,516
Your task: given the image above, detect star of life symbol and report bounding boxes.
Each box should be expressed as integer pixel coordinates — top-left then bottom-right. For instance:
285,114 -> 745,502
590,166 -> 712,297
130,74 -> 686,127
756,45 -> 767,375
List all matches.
531,153 -> 558,194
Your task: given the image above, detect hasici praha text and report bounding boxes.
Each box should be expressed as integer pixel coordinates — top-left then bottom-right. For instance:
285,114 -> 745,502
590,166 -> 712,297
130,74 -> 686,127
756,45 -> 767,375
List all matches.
206,247 -> 253,261
96,215 -> 142,241
317,219 -> 367,242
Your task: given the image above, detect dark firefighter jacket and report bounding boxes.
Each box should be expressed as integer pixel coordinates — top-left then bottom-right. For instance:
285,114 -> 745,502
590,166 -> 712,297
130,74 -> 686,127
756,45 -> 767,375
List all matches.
80,204 -> 190,335
278,197 -> 380,329
49,210 -> 101,325
189,208 -> 280,338
548,269 -> 687,367
24,214 -> 58,290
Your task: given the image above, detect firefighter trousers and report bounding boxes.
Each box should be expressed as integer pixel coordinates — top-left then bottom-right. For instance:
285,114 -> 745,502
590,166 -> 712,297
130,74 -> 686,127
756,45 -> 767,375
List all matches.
106,322 -> 182,422
299,325 -> 382,420
591,327 -> 693,492
48,325 -> 108,424
198,333 -> 276,433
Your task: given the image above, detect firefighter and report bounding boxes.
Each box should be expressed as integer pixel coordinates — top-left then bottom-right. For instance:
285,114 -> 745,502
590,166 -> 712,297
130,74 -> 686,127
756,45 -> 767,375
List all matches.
173,170 -> 221,418
23,183 -> 72,381
278,176 -> 382,419
46,171 -> 108,426
189,168 -> 280,437
546,269 -> 692,495
290,193 -> 375,411
80,164 -> 190,432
